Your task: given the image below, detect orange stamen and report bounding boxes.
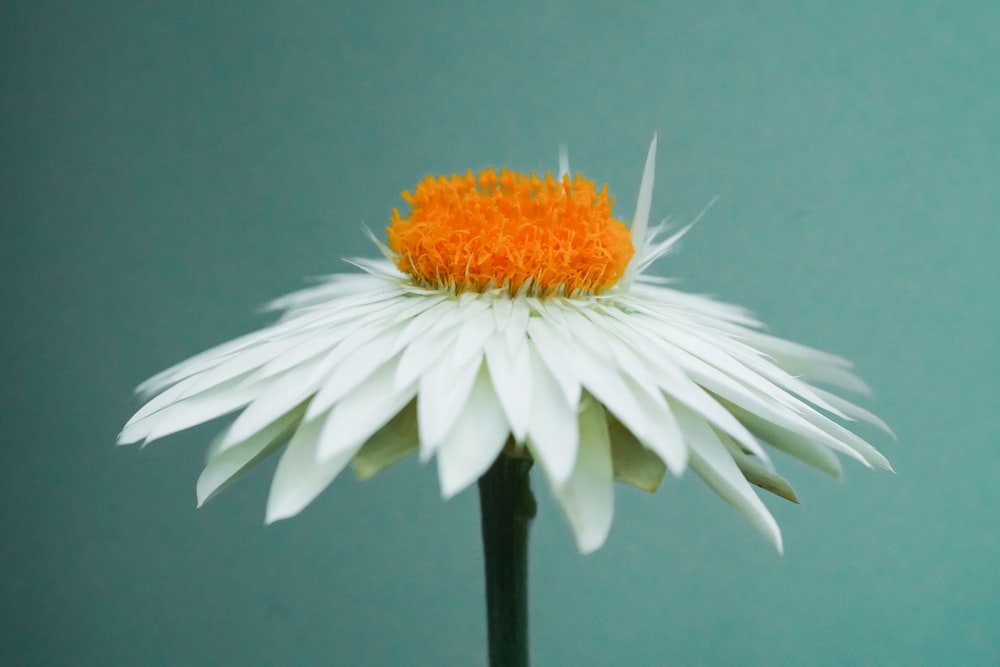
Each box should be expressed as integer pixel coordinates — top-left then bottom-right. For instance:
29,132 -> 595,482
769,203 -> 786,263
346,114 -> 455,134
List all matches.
387,167 -> 634,295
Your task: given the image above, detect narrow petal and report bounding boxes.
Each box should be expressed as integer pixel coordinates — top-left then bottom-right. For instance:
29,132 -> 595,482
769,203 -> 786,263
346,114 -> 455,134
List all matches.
305,324 -> 404,420
627,313 -> 804,456
436,366 -> 510,498
745,331 -> 872,395
388,298 -> 465,357
490,294 -> 513,330
621,378 -> 688,475
316,354 -> 418,462
453,306 -> 496,365
265,413 -> 357,523
484,333 -> 533,442
219,361 -> 322,449
562,327 -> 652,453
524,343 -> 579,487
555,398 -> 615,554
395,323 -> 461,390
135,328 -> 271,397
118,373 -> 205,443
525,315 -> 580,406
810,386 -> 895,436
657,322 -> 842,415
250,334 -> 343,382
265,277 -> 400,315
504,298 -> 531,354
797,408 -> 893,471
716,399 -> 843,477
384,293 -> 450,325
426,293 -> 491,337
597,307 -> 769,460
674,403 -> 783,552
718,434 -> 799,504
570,308 -> 687,473
625,133 -> 657,282
352,401 -> 420,480
196,404 -> 305,506
166,338 -> 300,398
418,352 -> 484,458
140,374 -> 274,445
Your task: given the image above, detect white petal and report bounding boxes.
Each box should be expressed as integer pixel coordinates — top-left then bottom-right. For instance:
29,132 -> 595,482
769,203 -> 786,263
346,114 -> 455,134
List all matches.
603,310 -> 769,460
454,306 -> 496,365
560,324 -> 651,450
141,373 -> 274,444
673,402 -> 783,552
196,405 -> 304,506
555,398 -> 615,554
490,294 -> 512,328
388,299 -> 463,357
316,354 -> 418,462
251,332 -> 346,381
384,293 -> 450,325
629,220 -> 696,275
626,134 -> 657,278
135,328 -> 270,396
418,351 -> 485,458
266,277 -> 398,314
287,298 -> 432,395
524,344 -> 579,488
701,369 -> 871,467
565,308 -> 688,473
526,315 -> 581,406
621,377 -> 687,475
484,334 -> 533,442
292,315 -> 398,379
811,386 -> 895,436
695,332 -> 851,418
560,307 -> 618,362
640,319 -> 839,425
745,332 -> 872,395
395,325 -> 462,390
718,435 -> 799,504
119,374 -> 206,443
352,401 -> 420,480
219,361 -> 320,449
270,292 -> 400,337
624,286 -> 760,331
724,399 -> 843,477
504,298 -> 531,354
265,413 -> 357,523
172,338 -> 300,398
797,408 -> 892,471
305,324 -> 404,420
426,294 -> 491,337
436,365 -> 510,498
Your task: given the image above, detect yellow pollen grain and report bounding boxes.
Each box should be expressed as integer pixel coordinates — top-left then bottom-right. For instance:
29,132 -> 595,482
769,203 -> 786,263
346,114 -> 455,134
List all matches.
387,167 -> 634,295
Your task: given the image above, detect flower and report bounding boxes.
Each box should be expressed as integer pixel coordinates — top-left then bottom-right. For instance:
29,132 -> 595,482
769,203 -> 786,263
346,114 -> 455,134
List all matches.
119,136 -> 891,554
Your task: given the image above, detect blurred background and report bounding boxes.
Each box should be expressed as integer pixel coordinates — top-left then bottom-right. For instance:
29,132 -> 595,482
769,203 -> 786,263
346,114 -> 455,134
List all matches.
2,1 -> 997,665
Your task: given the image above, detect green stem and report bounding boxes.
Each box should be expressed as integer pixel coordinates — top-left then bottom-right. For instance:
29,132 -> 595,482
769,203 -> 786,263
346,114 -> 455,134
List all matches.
478,455 -> 535,667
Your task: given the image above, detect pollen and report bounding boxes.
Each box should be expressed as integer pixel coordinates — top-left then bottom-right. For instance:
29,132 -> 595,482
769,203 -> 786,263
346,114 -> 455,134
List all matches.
387,167 -> 634,296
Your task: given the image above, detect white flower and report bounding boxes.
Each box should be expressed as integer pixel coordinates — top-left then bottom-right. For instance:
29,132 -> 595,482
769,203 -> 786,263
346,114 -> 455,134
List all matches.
119,136 -> 891,554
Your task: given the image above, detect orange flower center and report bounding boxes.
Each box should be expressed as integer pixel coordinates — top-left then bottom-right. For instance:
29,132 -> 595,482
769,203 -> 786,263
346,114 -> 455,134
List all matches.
387,168 -> 634,296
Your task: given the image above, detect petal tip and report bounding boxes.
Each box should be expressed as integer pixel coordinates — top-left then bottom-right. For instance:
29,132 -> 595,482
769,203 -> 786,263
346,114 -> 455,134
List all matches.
575,529 -> 609,555
438,471 -> 470,500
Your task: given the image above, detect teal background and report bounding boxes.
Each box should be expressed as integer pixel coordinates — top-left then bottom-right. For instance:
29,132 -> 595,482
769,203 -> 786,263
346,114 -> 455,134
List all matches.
2,1 -> 998,665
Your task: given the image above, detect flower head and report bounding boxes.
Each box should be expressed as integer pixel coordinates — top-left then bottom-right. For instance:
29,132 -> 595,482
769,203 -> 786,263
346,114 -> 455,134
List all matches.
387,167 -> 633,295
119,137 -> 891,553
